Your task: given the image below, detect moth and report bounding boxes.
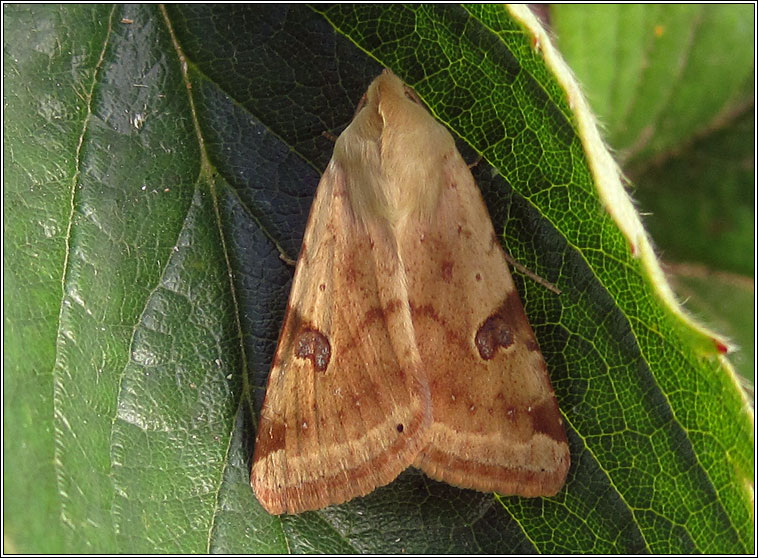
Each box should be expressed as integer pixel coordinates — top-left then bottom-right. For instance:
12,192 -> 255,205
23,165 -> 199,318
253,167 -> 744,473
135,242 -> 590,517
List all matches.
251,69 -> 570,515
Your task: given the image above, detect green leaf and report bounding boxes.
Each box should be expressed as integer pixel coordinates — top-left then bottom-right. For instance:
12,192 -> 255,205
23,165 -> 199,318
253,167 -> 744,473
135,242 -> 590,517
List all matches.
665,264 -> 755,385
549,5 -> 754,395
4,4 -> 753,554
631,105 -> 754,276
551,4 -> 754,272
551,5 -> 753,164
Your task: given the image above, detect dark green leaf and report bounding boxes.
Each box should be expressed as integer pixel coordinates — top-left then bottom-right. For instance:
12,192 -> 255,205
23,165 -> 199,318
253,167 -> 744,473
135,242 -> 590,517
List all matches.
4,4 -> 752,554
549,5 -> 754,397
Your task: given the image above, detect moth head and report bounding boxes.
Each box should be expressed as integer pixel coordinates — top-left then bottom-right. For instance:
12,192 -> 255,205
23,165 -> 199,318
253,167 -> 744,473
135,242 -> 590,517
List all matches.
335,69 -> 457,223
357,71 -> 444,147
401,83 -> 424,106
367,69 -> 427,114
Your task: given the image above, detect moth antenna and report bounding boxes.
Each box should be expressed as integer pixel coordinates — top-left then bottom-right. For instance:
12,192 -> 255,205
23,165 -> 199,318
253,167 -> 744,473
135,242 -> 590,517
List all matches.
503,251 -> 561,295
467,155 -> 483,170
278,251 -> 297,267
321,130 -> 338,143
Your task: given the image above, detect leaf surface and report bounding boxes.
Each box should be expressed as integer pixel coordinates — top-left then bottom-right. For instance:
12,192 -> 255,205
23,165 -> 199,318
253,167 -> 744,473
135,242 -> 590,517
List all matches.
3,4 -> 752,554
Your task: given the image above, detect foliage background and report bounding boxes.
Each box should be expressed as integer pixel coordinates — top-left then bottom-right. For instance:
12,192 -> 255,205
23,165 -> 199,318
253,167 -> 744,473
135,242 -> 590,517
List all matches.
548,4 -> 754,383
3,4 -> 753,554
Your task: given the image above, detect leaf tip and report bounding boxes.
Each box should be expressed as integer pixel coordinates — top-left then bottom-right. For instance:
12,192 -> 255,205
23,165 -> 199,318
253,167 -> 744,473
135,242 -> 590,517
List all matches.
714,339 -> 730,355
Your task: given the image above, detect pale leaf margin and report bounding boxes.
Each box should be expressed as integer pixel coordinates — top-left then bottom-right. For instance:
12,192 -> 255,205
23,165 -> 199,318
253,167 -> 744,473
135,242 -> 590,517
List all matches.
507,4 -> 754,430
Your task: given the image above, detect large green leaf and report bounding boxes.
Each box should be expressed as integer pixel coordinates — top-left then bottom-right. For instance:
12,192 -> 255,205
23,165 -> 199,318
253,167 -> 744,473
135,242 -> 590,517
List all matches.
550,4 -> 754,380
4,4 -> 753,553
551,4 -> 753,165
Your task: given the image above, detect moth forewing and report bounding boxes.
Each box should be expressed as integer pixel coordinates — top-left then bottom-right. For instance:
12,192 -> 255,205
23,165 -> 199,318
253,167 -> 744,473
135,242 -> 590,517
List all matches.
251,84 -> 432,516
401,151 -> 570,495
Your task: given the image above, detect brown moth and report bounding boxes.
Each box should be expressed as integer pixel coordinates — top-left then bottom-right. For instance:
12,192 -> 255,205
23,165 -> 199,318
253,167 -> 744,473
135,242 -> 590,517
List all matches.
251,69 -> 570,515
